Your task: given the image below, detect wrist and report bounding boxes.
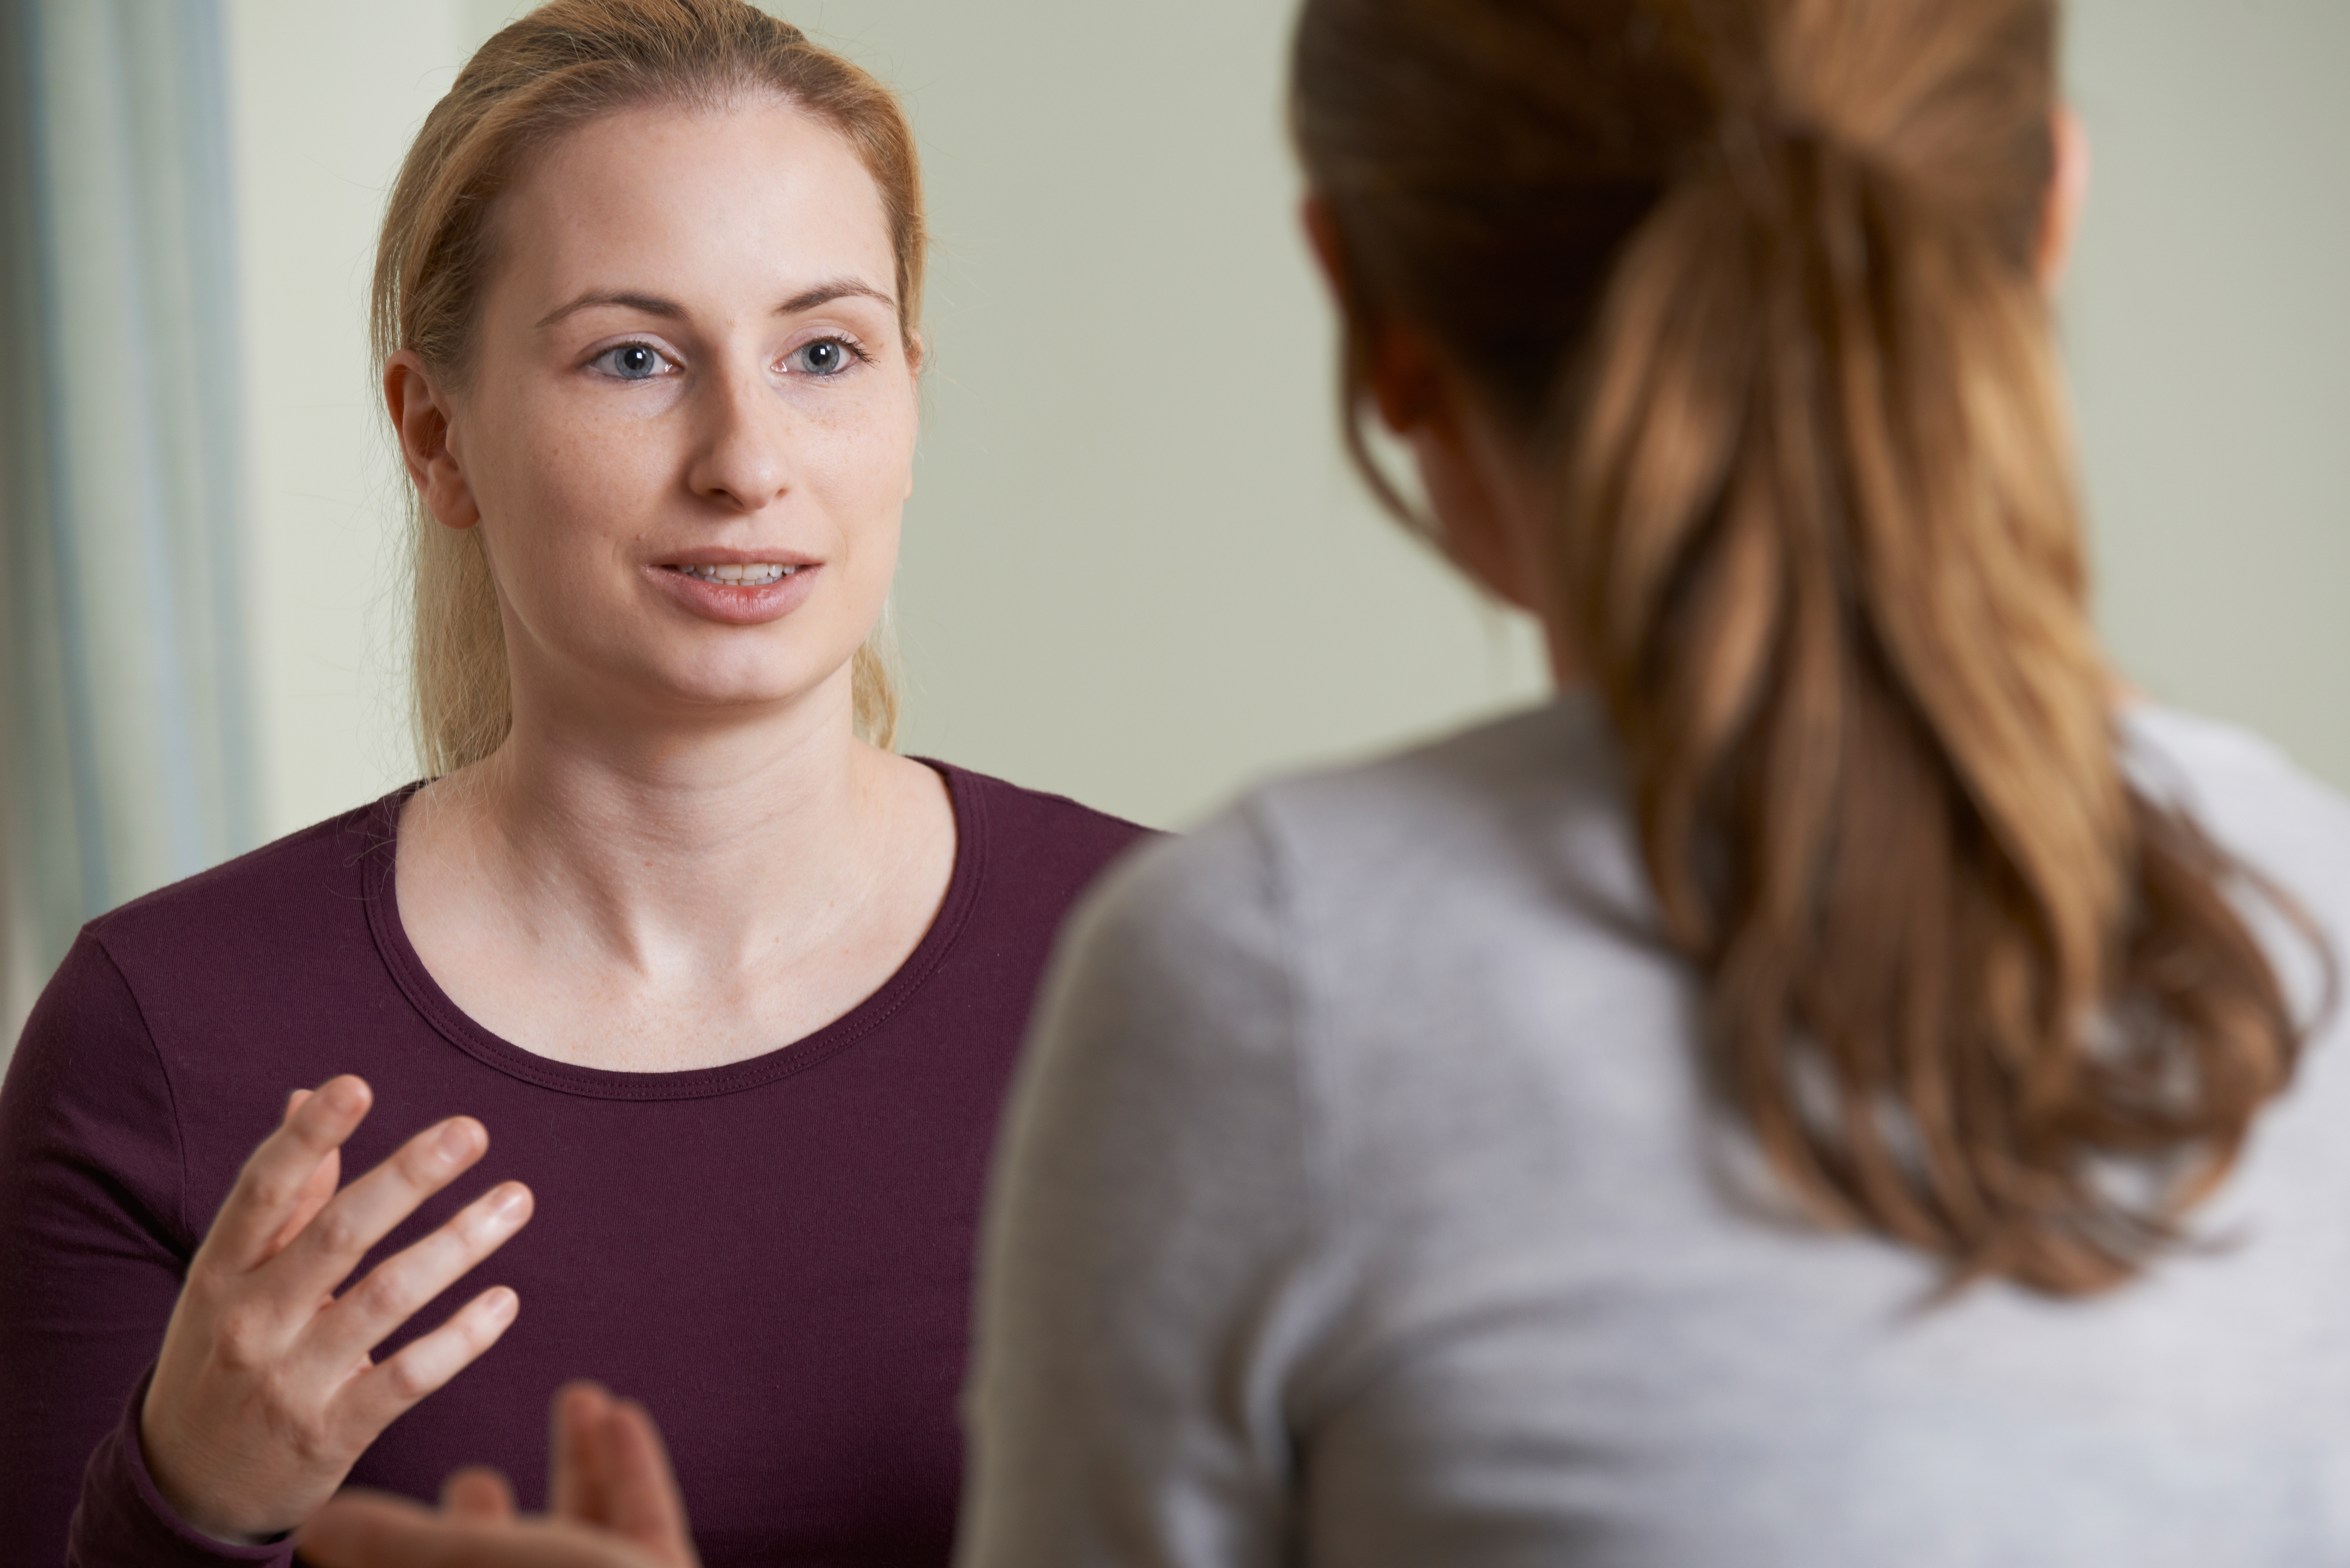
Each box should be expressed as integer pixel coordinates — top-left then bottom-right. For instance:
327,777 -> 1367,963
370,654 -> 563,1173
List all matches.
138,1384 -> 279,1546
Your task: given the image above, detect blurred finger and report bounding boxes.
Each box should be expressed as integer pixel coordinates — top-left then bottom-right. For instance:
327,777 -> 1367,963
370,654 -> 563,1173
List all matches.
332,1286 -> 521,1446
301,1493 -> 657,1568
550,1381 -> 616,1524
298,1492 -> 450,1568
201,1076 -> 373,1272
601,1399 -> 696,1564
442,1466 -> 517,1523
301,1492 -> 498,1568
303,1180 -> 533,1370
272,1114 -> 493,1300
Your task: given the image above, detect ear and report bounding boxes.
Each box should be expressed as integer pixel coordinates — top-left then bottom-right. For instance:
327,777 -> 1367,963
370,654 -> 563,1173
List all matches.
384,351 -> 481,530
1302,193 -> 1349,308
1303,194 -> 1557,650
1304,194 -> 1450,438
2038,105 -> 2091,290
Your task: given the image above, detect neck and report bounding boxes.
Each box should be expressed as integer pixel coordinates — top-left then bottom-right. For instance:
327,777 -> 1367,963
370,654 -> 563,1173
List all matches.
420,666 -> 894,977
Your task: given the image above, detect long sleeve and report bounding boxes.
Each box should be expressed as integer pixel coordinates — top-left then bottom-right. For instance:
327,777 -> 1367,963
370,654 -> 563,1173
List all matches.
956,807 -> 1340,1568
0,931 -> 285,1566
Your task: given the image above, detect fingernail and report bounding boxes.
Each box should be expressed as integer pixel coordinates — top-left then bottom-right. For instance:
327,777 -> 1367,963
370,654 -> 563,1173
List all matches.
436,1120 -> 478,1162
325,1078 -> 367,1115
486,1286 -> 518,1319
491,1183 -> 531,1221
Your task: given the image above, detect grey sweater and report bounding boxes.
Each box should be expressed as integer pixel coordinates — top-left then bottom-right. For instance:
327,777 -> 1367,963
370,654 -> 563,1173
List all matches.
960,697 -> 2350,1568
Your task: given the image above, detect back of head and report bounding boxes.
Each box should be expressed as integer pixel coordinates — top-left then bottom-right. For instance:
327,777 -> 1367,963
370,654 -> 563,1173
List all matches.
375,0 -> 920,773
1293,0 -> 2311,1293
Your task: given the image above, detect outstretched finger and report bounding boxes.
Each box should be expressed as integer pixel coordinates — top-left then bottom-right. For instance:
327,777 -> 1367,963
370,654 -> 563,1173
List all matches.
269,1113 -> 493,1302
332,1285 -> 522,1446
201,1076 -> 373,1274
264,1090 -> 341,1257
300,1180 -> 533,1374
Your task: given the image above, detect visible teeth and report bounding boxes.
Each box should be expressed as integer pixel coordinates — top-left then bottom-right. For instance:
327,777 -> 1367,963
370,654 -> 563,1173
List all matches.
677,563 -> 796,585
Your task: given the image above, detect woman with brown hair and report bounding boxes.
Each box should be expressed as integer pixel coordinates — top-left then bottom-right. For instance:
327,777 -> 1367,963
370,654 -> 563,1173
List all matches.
296,0 -> 2350,1563
963,0 -> 2349,1556
0,2 -> 1144,1564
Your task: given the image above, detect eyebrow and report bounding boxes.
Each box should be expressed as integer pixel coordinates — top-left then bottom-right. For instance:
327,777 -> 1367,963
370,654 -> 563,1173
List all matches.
533,279 -> 897,331
779,279 -> 896,315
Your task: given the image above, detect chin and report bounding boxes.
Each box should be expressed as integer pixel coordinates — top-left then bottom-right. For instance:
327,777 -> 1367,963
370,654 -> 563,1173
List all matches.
643,651 -> 853,717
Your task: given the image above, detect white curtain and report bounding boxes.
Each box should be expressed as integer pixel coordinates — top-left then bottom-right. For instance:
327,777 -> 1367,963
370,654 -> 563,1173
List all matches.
1,0 -> 256,1052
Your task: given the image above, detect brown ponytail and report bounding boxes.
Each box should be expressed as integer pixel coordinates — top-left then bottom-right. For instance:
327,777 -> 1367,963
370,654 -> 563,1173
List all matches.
1294,0 -> 2317,1293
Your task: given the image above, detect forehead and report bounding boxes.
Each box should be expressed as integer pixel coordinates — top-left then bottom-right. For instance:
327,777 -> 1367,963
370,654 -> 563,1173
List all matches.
493,98 -> 895,307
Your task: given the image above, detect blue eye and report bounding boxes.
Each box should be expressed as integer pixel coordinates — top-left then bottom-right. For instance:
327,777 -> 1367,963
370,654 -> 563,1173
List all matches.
790,338 -> 858,376
594,343 -> 673,380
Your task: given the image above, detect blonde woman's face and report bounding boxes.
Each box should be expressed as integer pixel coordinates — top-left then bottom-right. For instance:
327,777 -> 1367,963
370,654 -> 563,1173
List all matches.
439,99 -> 915,727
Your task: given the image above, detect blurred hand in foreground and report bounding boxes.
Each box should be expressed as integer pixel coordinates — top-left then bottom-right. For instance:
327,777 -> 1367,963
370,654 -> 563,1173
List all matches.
297,1382 -> 698,1568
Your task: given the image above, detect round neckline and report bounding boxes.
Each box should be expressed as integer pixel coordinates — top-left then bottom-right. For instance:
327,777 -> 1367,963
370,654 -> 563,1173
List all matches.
360,760 -> 989,1102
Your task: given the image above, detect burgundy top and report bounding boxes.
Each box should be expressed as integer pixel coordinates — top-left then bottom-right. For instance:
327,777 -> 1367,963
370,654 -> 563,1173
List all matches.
0,766 -> 1148,1568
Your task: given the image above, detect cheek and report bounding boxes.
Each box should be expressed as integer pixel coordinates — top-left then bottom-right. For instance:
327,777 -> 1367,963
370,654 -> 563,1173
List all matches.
482,395 -> 668,564
466,410 -> 676,661
798,394 -> 917,549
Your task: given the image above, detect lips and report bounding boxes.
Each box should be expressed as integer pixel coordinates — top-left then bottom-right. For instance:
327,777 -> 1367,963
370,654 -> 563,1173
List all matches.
648,558 -> 821,626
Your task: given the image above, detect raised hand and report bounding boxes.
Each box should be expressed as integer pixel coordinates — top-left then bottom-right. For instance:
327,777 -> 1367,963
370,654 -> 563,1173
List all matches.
140,1075 -> 535,1544
296,1382 -> 699,1568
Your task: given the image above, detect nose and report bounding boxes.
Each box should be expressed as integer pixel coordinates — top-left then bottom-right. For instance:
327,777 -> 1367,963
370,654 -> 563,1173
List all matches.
684,357 -> 791,513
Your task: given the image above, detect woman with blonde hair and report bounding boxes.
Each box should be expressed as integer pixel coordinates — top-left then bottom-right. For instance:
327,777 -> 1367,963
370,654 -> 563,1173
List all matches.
301,0 -> 2350,1564
0,2 -> 1143,1563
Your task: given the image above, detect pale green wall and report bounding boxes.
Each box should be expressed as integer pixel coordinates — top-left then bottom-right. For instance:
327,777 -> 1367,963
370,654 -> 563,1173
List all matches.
800,0 -> 1547,828
2064,0 -> 2350,791
224,0 -> 2350,842
223,2 -> 477,839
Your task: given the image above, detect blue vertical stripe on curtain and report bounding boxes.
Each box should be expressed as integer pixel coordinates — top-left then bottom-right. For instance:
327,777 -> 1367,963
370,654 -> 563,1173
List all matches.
1,0 -> 257,1049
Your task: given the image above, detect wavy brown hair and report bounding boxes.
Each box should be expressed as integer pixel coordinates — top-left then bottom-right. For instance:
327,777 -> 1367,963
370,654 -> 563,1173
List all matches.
373,0 -> 920,774
1294,0 -> 2318,1293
